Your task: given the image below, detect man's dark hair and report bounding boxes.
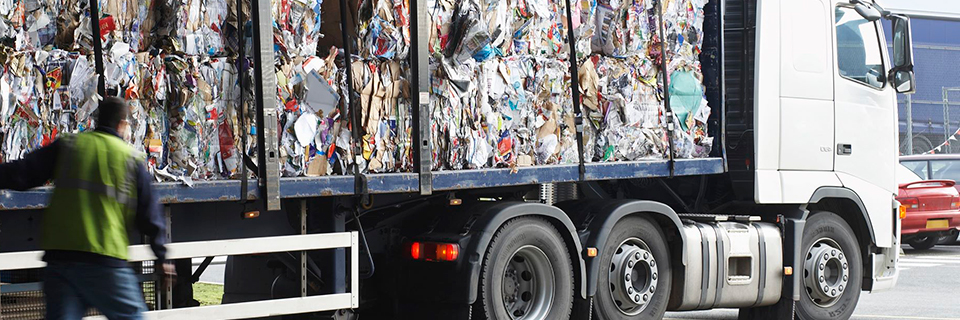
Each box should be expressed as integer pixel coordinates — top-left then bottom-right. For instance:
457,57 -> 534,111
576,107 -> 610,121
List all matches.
97,97 -> 129,129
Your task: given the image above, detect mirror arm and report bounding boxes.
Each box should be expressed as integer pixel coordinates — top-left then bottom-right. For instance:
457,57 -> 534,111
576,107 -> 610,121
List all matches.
852,0 -> 891,17
874,3 -> 891,18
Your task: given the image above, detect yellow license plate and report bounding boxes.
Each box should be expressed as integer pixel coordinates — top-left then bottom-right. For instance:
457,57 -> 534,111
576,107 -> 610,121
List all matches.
926,219 -> 950,229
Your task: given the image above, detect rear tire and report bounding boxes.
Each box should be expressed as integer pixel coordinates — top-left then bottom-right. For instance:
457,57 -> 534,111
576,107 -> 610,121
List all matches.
477,217 -> 574,320
907,235 -> 938,250
593,216 -> 671,320
796,212 -> 861,320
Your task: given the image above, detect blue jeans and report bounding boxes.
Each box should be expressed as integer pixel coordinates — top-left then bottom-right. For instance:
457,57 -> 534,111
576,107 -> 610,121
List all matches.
43,261 -> 147,320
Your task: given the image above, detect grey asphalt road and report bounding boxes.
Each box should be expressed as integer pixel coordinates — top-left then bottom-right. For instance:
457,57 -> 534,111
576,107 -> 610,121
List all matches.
190,247 -> 960,319
191,256 -> 226,284
665,245 -> 960,320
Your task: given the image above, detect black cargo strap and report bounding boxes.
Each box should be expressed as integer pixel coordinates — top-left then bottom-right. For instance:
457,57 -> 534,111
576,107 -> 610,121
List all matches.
339,0 -> 368,201
657,0 -> 676,177
237,0 -> 249,204
562,0 -> 586,181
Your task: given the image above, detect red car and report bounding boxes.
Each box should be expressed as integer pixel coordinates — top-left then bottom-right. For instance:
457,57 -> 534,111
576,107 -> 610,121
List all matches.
896,164 -> 960,250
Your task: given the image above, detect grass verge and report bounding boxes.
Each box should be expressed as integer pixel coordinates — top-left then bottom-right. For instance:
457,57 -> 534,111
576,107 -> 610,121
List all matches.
193,283 -> 224,306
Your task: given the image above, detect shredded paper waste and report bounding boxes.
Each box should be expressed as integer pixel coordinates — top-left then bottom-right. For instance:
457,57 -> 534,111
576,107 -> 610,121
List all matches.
0,0 -> 712,182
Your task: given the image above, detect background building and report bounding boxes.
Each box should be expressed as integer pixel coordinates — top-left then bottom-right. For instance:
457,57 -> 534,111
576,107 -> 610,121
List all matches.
884,0 -> 960,154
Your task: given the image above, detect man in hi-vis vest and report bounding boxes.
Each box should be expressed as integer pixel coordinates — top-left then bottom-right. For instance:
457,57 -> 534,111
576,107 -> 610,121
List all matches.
0,97 -> 173,320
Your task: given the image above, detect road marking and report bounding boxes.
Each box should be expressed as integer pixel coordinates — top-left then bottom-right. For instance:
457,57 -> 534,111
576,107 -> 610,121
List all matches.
901,258 -> 960,264
911,255 -> 960,261
855,315 -> 960,320
898,262 -> 943,267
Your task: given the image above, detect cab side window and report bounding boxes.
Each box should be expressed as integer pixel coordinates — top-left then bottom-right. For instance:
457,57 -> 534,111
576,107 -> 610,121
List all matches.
836,6 -> 886,88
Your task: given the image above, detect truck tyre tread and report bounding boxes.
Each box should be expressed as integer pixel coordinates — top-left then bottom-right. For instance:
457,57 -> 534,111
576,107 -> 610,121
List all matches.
796,211 -> 862,320
475,216 -> 574,320
593,215 -> 671,320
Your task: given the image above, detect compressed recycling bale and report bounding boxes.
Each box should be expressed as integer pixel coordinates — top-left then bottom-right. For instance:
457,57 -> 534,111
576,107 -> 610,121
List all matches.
663,0 -> 713,158
427,0 -> 576,170
575,0 -> 712,162
328,0 -> 416,175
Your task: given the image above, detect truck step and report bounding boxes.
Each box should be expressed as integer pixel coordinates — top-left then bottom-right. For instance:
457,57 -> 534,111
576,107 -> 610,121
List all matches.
677,213 -> 762,223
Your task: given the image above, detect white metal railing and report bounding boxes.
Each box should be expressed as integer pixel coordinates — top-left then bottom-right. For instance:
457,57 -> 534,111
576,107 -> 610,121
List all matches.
0,232 -> 360,320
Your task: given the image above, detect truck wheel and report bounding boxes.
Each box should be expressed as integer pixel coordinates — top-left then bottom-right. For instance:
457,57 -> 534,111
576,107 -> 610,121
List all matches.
797,212 -> 861,320
906,235 -> 938,250
477,217 -> 574,320
593,216 -> 670,320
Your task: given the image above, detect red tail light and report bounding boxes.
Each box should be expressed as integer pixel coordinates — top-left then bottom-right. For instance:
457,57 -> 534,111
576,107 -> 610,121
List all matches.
410,242 -> 421,260
408,241 -> 460,262
952,196 -> 960,209
897,197 -> 919,212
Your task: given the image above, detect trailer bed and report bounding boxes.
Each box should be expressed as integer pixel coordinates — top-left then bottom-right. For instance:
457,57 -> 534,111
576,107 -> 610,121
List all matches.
0,158 -> 724,210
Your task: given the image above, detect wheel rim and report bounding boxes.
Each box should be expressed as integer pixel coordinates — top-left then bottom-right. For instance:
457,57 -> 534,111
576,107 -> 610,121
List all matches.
607,238 -> 659,316
501,245 -> 555,319
803,238 -> 850,308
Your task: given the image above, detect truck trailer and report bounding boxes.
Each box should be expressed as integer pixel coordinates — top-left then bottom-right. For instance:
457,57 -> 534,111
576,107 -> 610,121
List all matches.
0,0 -> 915,319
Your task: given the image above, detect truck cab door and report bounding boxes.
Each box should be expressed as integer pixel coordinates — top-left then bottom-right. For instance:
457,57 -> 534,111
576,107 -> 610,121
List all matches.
778,0 -> 835,172
832,4 -> 897,195
834,3 -> 898,248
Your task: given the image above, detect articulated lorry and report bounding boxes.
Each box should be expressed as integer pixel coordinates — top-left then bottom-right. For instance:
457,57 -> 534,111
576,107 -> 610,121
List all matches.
0,0 -> 915,319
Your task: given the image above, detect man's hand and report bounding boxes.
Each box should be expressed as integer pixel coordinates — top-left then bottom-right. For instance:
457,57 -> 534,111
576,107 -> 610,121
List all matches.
162,262 -> 178,286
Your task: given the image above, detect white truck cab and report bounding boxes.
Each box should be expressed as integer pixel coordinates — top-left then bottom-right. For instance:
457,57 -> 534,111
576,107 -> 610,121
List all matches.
754,0 -> 913,304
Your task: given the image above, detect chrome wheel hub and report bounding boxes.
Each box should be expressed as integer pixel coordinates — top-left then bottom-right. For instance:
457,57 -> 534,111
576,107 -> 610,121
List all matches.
608,238 -> 658,315
803,239 -> 850,308
501,245 -> 555,319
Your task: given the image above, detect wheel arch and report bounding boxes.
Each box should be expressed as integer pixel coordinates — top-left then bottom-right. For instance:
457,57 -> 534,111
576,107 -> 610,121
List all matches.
808,187 -> 878,290
557,200 -> 687,297
458,202 -> 588,304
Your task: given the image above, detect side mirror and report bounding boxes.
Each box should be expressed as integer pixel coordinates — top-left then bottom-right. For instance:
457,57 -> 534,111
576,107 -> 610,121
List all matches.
893,69 -> 916,94
889,14 -> 916,93
891,15 -> 914,69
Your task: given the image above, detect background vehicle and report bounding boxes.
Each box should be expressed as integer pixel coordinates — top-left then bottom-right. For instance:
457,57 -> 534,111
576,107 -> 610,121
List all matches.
896,164 -> 960,249
902,154 -> 960,188
0,1 -> 912,320
901,154 -> 960,243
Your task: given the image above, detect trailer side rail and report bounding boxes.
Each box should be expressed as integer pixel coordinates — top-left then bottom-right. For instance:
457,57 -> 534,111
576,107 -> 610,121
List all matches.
0,232 -> 360,320
0,158 -> 724,210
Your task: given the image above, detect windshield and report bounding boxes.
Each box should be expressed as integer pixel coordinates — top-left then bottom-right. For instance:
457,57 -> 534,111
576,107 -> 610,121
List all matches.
836,7 -> 886,88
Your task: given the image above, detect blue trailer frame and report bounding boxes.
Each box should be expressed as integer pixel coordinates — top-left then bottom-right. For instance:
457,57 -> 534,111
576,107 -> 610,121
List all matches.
0,158 -> 725,210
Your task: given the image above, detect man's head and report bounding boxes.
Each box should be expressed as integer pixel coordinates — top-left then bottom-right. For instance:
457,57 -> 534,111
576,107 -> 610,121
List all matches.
97,97 -> 130,137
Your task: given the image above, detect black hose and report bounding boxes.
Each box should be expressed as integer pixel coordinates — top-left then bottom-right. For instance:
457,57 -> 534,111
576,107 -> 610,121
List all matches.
352,208 -> 376,279
270,274 -> 282,299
